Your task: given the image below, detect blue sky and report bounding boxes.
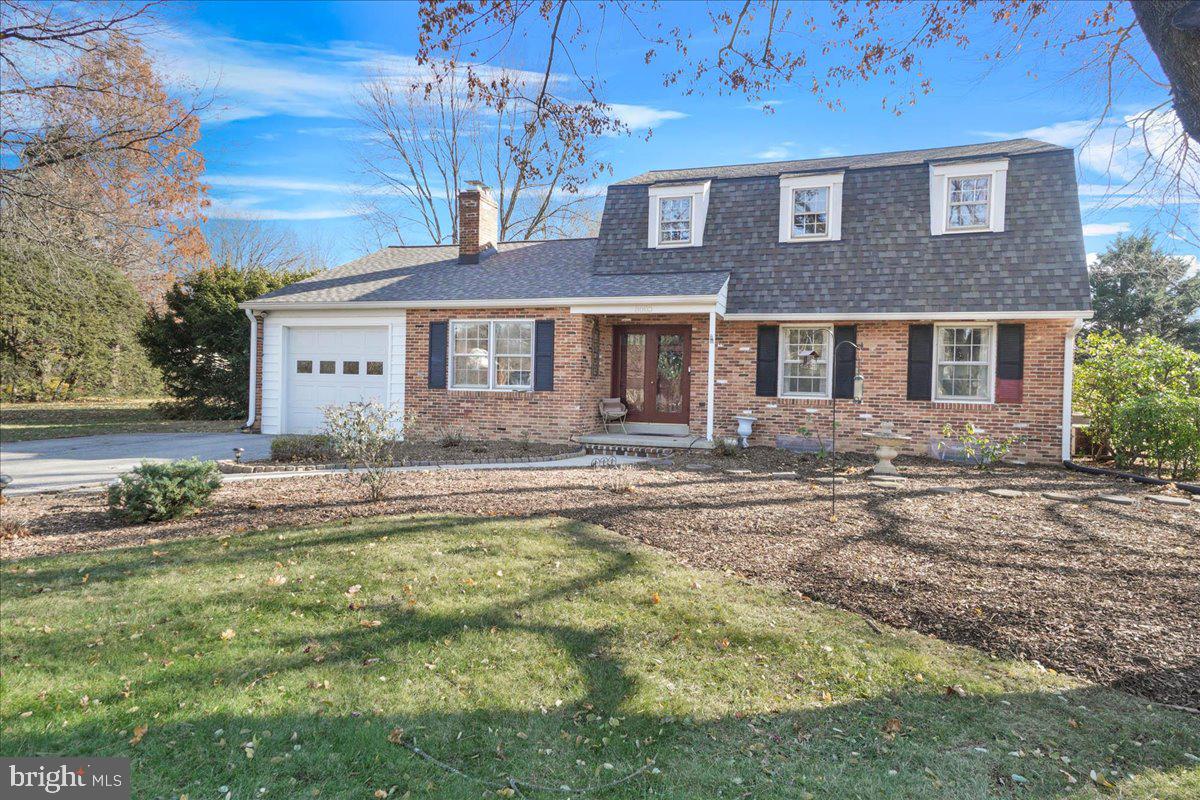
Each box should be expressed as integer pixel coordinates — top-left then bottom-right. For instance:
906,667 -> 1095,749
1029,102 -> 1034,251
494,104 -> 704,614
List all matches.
156,1 -> 1198,267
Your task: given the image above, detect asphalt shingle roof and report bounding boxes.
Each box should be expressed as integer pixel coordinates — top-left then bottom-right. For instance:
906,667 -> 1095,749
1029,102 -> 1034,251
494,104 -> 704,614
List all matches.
251,239 -> 728,305
248,138 -> 1090,316
595,139 -> 1090,315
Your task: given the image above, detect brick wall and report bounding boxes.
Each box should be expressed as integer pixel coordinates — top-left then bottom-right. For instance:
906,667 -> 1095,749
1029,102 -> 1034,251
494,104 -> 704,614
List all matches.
405,307 -> 606,441
252,313 -> 264,433
710,318 -> 1072,463
400,309 -> 1071,462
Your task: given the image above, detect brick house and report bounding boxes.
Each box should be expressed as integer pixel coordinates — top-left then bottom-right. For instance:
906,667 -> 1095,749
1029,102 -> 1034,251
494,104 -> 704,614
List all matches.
240,138 -> 1091,463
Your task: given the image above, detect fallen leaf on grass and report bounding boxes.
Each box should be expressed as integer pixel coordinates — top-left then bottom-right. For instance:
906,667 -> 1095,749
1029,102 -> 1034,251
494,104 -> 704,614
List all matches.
945,685 -> 966,697
882,718 -> 902,735
345,584 -> 361,597
220,629 -> 236,641
650,592 -> 661,605
360,620 -> 382,628
387,727 -> 405,744
267,575 -> 288,586
129,724 -> 147,745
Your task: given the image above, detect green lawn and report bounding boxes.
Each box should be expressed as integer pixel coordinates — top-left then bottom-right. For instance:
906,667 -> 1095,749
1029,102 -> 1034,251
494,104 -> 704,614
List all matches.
2,515 -> 1196,799
0,397 -> 239,442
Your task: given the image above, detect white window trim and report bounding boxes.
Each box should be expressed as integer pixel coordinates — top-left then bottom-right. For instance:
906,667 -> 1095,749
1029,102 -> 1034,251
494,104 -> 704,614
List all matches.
932,322 -> 997,404
778,325 -> 834,399
648,181 -> 710,249
448,319 -> 535,392
929,159 -> 1007,236
778,173 -> 844,243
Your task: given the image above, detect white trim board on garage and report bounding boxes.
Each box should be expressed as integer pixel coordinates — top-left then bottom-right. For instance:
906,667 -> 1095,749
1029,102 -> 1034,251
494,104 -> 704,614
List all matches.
261,312 -> 406,435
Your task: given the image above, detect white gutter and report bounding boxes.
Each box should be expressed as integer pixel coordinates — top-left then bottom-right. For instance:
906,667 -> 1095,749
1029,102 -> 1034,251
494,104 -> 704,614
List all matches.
706,310 -> 716,441
723,310 -> 1094,322
239,292 -> 724,313
1061,317 -> 1086,461
243,309 -> 258,430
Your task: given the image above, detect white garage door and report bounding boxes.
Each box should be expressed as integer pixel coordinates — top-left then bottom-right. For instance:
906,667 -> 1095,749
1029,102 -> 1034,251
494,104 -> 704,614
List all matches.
285,326 -> 388,434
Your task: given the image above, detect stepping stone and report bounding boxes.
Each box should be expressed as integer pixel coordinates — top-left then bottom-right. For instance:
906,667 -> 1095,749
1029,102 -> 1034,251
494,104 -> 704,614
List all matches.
684,463 -> 715,472
814,476 -> 848,485
724,468 -> 752,475
1098,494 -> 1136,506
931,486 -> 962,495
987,488 -> 1025,498
1041,492 -> 1079,502
869,473 -> 907,482
868,479 -> 900,489
1146,495 -> 1191,507
770,471 -> 797,478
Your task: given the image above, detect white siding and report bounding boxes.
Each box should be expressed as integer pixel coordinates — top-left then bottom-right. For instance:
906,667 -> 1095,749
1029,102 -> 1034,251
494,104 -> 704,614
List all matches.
257,311 -> 406,435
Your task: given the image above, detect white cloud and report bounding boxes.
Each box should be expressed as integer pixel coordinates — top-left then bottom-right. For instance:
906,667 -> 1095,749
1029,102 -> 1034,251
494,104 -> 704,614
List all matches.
207,174 -> 369,194
208,203 -> 361,221
1081,222 -> 1131,236
608,103 -> 687,131
755,146 -> 791,160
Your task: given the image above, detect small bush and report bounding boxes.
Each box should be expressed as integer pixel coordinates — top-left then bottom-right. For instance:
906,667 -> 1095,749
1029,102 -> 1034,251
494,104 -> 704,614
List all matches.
938,423 -> 1022,470
107,459 -> 222,523
715,438 -> 741,458
270,434 -> 337,462
438,428 -> 465,448
322,401 -> 401,500
1111,394 -> 1200,479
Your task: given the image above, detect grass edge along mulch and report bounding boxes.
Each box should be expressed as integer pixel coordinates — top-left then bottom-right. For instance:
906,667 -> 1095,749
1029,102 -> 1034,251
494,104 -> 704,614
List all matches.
1,513 -> 1197,799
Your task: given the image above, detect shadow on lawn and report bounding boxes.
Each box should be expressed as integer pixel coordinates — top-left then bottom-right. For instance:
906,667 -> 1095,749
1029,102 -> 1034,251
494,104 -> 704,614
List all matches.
6,516 -> 1200,799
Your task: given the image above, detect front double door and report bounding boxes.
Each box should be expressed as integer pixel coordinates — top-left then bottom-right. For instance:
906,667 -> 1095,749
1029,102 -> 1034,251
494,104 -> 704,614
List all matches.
612,324 -> 691,425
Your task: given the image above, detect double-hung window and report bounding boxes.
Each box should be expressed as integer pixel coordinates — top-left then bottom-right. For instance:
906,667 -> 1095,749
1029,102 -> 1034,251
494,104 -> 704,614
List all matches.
779,326 -> 831,397
934,324 -> 993,402
946,175 -> 990,230
450,320 -> 533,390
657,196 -> 693,244
778,173 -> 843,242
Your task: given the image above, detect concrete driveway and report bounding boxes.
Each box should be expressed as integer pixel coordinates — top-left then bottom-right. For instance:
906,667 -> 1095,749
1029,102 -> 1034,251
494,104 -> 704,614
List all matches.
0,433 -> 274,495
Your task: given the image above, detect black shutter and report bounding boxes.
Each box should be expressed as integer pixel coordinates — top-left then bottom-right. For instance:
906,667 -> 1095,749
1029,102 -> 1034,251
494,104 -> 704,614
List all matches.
832,325 -> 857,399
428,320 -> 448,388
906,324 -> 934,401
755,325 -> 779,397
534,319 -> 555,391
997,323 -> 1025,380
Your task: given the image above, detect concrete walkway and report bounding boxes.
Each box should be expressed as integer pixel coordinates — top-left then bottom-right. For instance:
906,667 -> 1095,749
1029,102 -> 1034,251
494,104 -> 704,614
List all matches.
1,432 -> 274,495
0,433 -> 649,496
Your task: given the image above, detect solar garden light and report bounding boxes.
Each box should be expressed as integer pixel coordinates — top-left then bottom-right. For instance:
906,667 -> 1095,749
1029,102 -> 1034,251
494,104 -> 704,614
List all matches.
799,342 -> 864,522
232,447 -> 245,464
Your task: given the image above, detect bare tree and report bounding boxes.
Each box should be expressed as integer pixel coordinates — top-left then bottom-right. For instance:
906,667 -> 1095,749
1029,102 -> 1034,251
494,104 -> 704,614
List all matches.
0,1 -> 209,295
352,60 -> 604,247
417,0 -> 1199,244
205,218 -> 332,273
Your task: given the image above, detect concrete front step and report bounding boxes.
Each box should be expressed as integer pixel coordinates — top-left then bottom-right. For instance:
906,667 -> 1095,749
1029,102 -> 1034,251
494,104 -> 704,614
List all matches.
578,432 -> 715,451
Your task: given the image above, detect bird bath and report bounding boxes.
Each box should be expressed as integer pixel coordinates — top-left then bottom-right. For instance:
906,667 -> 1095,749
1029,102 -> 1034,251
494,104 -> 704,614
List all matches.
861,421 -> 912,475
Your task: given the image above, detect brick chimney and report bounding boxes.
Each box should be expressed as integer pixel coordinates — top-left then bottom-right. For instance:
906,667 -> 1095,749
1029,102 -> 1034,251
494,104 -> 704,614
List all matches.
458,181 -> 498,264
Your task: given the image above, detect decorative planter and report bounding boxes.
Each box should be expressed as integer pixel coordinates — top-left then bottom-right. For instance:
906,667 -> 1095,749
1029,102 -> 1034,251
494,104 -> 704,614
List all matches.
733,415 -> 757,448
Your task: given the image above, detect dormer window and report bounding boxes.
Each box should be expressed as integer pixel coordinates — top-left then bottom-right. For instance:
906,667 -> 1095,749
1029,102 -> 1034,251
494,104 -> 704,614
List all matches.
930,159 -> 1007,235
778,173 -> 844,243
647,181 -> 710,248
947,175 -> 990,229
658,196 -> 693,244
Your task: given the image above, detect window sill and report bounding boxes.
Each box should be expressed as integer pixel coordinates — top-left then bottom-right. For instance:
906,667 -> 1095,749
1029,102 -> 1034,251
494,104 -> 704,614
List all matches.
932,397 -> 994,406
937,226 -> 1000,236
448,386 -> 533,393
780,235 -> 837,244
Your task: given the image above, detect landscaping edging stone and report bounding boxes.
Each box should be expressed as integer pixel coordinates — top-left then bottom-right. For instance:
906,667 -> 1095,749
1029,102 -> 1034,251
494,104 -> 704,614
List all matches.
217,449 -> 587,474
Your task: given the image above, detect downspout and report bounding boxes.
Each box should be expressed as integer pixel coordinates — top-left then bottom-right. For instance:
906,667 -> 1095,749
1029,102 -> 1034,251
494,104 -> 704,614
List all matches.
706,310 -> 716,441
244,308 -> 258,430
1060,317 -> 1085,461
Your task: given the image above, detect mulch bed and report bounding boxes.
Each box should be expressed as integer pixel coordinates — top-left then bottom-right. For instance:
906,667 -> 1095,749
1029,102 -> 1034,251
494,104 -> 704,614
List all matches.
4,452 -> 1197,707
262,437 -> 579,466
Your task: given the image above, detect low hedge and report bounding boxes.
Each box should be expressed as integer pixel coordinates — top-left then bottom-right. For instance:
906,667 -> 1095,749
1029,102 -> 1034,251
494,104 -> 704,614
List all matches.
270,434 -> 338,463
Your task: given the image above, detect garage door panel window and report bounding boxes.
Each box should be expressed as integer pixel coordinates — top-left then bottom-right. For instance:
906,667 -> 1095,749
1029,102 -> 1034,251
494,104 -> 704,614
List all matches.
366,361 -> 383,376
319,360 -> 336,375
342,360 -> 359,375
296,360 -> 313,374
451,320 -> 533,390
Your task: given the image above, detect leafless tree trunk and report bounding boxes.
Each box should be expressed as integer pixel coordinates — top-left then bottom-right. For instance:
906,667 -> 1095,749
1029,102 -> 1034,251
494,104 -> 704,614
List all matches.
1132,1 -> 1200,143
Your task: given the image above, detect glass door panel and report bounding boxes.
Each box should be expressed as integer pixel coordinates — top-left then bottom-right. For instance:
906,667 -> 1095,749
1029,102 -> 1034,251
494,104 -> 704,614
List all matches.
623,333 -> 646,413
655,334 -> 684,415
